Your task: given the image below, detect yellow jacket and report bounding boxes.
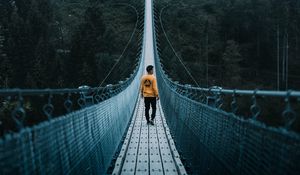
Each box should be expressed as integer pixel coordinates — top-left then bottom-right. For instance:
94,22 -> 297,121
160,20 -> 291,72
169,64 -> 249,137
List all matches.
140,74 -> 159,97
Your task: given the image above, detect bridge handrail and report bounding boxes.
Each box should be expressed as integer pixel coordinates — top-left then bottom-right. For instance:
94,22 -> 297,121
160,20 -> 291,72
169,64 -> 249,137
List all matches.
0,2 -> 144,131
0,86 -> 113,96
156,4 -> 300,99
0,2 -> 145,174
164,77 -> 300,97
153,1 -> 300,174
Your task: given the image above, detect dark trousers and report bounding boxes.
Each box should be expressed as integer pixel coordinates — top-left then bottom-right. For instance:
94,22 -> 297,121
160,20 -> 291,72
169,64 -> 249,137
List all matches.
144,97 -> 157,122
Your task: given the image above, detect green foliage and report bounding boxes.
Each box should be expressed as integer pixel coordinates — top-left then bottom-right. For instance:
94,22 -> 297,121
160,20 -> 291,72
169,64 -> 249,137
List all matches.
158,0 -> 300,90
0,0 -> 142,133
222,40 -> 243,87
0,0 -> 141,88
0,26 -> 13,88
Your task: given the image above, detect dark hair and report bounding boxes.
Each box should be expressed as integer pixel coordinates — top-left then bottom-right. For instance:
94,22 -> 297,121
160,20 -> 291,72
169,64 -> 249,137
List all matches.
146,65 -> 153,73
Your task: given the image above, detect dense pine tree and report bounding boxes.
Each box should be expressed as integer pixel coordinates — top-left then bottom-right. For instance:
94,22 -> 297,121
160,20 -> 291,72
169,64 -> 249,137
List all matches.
158,0 -> 300,90
222,40 -> 243,87
0,0 -> 141,88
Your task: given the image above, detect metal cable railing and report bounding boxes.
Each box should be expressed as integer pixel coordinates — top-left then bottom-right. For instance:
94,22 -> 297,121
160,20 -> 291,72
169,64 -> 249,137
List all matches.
153,1 -> 300,174
0,3 -> 145,174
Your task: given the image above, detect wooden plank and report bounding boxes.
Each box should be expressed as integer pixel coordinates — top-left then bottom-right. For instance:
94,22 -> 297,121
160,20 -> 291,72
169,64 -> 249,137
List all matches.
121,113 -> 142,174
149,123 -> 164,175
135,108 -> 149,174
158,102 -> 188,175
112,98 -> 142,175
155,114 -> 178,175
112,98 -> 187,175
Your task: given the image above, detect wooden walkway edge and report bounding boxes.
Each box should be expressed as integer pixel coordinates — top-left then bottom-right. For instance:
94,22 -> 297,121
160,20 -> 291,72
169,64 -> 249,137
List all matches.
112,97 -> 187,175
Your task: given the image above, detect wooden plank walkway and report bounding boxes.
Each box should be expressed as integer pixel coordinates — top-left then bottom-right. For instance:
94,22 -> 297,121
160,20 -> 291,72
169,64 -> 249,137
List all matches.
112,97 -> 187,175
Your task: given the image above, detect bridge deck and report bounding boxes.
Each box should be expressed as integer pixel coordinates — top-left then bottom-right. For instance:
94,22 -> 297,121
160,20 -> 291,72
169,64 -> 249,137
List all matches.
112,97 -> 187,175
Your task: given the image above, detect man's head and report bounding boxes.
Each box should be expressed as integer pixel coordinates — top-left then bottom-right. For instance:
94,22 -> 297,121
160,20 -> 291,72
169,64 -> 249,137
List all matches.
146,65 -> 154,74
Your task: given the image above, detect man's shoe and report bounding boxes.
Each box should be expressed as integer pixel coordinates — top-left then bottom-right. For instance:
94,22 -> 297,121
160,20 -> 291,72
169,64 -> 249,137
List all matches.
150,121 -> 154,125
147,121 -> 150,125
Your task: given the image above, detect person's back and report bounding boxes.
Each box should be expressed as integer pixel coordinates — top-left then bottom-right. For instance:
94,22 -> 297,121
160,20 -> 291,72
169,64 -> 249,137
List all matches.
140,74 -> 158,97
140,65 -> 159,125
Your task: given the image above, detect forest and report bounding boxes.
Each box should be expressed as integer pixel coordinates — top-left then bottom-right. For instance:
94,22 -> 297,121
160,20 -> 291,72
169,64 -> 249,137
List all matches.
1,0 -> 300,90
154,0 -> 300,132
0,0 -> 143,134
1,0 -> 300,133
0,0 -> 142,89
157,0 -> 300,90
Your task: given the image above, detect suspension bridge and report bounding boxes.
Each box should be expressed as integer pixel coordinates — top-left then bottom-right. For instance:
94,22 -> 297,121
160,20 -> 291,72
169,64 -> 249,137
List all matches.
1,0 -> 300,174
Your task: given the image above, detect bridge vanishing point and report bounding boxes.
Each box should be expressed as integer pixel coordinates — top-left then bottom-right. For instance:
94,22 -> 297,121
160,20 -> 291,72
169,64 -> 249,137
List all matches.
1,0 -> 300,175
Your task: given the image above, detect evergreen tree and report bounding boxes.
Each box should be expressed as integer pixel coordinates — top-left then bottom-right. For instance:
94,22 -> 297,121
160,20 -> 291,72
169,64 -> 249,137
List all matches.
222,40 -> 243,87
68,4 -> 106,86
79,62 -> 94,85
0,25 -> 13,88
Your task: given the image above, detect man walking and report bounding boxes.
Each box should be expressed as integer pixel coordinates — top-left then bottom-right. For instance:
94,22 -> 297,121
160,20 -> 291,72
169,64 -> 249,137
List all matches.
140,65 -> 159,125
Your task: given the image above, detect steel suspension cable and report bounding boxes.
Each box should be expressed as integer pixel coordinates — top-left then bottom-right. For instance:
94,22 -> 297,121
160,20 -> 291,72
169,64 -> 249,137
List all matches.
159,5 -> 201,88
95,3 -> 140,92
